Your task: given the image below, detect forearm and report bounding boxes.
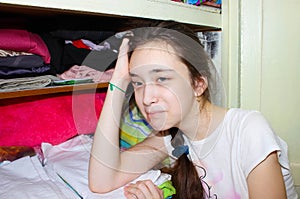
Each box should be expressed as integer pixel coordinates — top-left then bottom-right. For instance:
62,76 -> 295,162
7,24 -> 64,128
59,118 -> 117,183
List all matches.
89,88 -> 168,193
89,78 -> 129,193
89,121 -> 168,193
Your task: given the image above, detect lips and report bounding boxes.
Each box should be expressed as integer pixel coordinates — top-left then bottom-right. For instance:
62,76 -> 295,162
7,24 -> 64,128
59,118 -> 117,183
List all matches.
143,105 -> 167,121
144,110 -> 169,131
145,107 -> 165,114
147,110 -> 164,116
145,110 -> 166,120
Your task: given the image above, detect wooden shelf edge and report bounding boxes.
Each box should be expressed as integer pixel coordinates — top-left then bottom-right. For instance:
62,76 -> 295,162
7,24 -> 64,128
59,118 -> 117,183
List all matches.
0,82 -> 108,100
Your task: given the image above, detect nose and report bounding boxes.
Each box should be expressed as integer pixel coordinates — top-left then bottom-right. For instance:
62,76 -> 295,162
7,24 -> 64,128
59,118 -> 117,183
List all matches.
142,83 -> 158,106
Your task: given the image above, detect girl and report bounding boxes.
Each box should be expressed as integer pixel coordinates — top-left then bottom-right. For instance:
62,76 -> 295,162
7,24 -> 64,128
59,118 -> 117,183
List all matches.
88,21 -> 297,199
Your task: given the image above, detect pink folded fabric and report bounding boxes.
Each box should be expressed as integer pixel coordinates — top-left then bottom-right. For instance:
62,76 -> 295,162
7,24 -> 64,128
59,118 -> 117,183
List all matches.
0,29 -> 51,64
58,65 -> 114,83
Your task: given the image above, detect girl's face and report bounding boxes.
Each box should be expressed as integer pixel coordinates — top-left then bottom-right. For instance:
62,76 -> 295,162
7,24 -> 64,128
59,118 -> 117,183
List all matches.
129,42 -> 197,131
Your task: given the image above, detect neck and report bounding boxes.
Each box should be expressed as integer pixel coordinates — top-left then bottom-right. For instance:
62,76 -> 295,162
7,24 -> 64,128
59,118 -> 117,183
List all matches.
179,101 -> 227,141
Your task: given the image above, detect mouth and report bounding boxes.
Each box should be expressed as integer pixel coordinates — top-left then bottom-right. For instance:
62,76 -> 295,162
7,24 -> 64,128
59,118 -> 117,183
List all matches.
145,110 -> 166,119
144,110 -> 169,131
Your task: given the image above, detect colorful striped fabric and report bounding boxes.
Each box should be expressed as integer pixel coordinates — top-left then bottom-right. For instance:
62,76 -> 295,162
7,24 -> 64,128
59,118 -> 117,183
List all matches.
120,103 -> 152,150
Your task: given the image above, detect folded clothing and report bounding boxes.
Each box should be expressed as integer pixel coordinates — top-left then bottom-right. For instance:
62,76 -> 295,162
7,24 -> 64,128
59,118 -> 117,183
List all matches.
58,65 -> 114,83
0,29 -> 51,64
0,54 -> 44,68
0,75 -> 59,92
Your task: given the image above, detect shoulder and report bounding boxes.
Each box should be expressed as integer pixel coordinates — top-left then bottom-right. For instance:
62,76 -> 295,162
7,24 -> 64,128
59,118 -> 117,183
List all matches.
225,108 -> 276,140
224,108 -> 269,126
225,109 -> 281,174
226,108 -> 263,121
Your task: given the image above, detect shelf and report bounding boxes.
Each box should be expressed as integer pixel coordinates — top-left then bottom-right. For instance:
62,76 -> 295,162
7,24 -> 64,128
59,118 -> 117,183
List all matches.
0,0 -> 221,29
0,82 -> 108,100
0,0 -> 221,100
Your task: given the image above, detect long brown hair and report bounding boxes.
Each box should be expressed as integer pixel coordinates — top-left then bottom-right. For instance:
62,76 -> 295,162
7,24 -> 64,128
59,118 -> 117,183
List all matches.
165,128 -> 204,199
128,20 -> 211,198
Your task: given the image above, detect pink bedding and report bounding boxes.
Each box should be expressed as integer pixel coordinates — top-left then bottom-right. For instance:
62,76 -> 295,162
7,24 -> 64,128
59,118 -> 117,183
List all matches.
0,91 -> 106,147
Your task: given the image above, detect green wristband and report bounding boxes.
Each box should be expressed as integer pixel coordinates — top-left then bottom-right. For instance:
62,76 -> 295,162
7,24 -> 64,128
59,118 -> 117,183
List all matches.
109,82 -> 126,93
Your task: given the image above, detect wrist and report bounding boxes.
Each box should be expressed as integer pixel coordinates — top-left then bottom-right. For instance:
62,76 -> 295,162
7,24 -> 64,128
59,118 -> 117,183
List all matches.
108,78 -> 130,93
108,82 -> 126,93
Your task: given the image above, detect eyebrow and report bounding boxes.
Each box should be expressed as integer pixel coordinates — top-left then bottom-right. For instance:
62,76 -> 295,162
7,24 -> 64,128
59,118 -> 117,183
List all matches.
129,68 -> 175,77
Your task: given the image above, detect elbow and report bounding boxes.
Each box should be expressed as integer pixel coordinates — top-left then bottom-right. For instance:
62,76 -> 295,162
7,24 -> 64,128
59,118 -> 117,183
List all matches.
88,180 -> 116,194
88,162 -> 118,193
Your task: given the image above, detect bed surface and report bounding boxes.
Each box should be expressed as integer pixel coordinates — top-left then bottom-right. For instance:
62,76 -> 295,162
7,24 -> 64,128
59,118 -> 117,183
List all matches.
0,135 -> 170,199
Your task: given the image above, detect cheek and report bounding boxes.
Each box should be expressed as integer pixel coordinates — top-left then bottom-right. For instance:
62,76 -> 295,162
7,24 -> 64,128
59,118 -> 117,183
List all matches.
168,92 -> 187,118
171,83 -> 194,101
134,92 -> 145,113
171,86 -> 195,115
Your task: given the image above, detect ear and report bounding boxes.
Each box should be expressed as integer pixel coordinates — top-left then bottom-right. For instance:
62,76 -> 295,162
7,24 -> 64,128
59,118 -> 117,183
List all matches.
193,77 -> 208,97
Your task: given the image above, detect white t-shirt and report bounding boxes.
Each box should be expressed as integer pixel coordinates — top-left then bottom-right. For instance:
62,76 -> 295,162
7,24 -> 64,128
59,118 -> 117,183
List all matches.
164,108 -> 298,199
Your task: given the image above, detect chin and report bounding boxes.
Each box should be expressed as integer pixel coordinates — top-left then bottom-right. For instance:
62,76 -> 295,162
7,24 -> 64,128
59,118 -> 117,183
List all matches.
149,122 -> 174,132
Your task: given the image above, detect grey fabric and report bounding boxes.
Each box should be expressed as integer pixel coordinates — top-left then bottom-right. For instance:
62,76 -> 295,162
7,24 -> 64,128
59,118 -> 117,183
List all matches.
0,75 -> 59,92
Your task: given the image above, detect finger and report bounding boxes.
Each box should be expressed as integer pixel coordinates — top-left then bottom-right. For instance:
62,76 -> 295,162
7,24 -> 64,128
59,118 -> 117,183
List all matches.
135,181 -> 152,198
145,180 -> 163,198
118,38 -> 130,59
128,180 -> 163,199
126,182 -> 153,199
141,180 -> 164,199
124,191 -> 138,199
124,184 -> 146,199
116,38 -> 129,67
112,38 -> 131,81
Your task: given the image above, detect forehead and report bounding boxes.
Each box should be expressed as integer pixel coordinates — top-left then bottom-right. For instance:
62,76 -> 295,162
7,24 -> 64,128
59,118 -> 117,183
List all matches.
129,42 -> 189,76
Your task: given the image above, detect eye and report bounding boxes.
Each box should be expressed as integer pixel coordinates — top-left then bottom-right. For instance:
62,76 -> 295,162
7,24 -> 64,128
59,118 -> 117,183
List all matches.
131,80 -> 143,87
157,77 -> 169,83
